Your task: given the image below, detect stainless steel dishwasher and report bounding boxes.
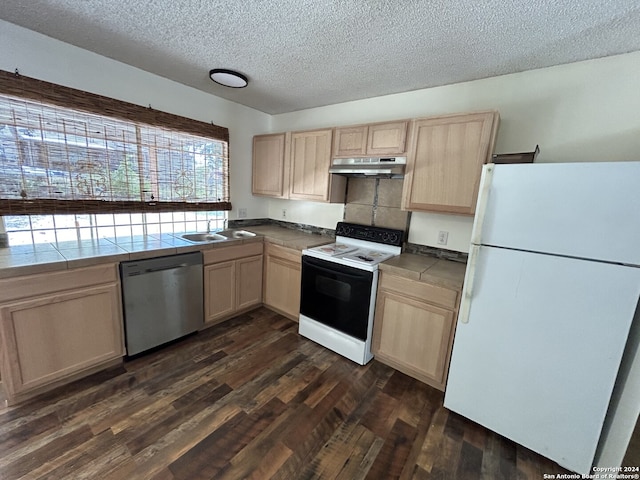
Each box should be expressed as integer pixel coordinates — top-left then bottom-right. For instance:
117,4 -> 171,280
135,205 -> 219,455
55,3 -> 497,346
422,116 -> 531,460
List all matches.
120,251 -> 203,356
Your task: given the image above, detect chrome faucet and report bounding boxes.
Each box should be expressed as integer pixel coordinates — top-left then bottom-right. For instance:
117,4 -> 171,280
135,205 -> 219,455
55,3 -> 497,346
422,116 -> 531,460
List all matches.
223,218 -> 228,230
206,220 -> 212,233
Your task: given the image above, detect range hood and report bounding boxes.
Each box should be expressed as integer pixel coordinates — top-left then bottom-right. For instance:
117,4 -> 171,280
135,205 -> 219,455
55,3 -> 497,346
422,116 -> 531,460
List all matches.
329,157 -> 406,178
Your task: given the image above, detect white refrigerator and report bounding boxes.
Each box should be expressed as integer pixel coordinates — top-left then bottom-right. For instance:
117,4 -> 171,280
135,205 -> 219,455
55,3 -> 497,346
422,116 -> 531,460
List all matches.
444,162 -> 640,475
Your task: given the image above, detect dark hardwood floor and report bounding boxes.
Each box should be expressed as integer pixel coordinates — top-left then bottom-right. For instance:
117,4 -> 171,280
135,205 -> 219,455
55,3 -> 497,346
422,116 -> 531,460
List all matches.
0,307 -> 574,479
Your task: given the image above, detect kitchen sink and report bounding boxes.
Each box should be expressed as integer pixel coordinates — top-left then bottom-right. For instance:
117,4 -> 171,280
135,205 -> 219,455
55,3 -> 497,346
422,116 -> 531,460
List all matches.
218,229 -> 257,239
180,232 -> 227,242
178,229 -> 257,243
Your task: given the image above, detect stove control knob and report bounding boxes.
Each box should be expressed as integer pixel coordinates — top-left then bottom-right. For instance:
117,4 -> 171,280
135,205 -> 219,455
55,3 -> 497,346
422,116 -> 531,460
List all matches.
338,225 -> 351,236
383,232 -> 399,243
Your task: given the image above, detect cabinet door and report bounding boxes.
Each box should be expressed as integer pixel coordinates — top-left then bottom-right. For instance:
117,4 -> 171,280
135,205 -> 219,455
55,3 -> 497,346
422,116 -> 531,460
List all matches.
333,126 -> 368,157
252,133 -> 288,198
289,129 -> 336,202
0,284 -> 123,396
373,289 -> 454,389
367,121 -> 408,155
264,252 -> 301,321
204,261 -> 236,326
402,111 -> 498,215
236,255 -> 263,311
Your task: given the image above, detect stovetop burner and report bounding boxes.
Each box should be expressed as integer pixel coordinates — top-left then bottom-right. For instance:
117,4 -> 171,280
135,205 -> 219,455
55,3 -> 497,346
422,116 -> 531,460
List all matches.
342,249 -> 396,265
314,243 -> 358,256
304,222 -> 404,271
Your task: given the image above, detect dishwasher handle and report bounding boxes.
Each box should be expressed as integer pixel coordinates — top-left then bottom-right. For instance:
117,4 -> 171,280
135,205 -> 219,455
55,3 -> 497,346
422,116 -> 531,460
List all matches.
144,263 -> 190,274
120,251 -> 203,278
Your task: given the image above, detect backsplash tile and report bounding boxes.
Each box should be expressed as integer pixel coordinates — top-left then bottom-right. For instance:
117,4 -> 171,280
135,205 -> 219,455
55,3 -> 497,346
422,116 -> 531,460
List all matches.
344,177 -> 407,230
374,206 -> 409,231
345,204 -> 374,225
229,218 -> 272,228
229,218 -> 335,237
230,218 -> 466,264
377,179 -> 404,207
403,242 -> 469,263
346,178 -> 376,205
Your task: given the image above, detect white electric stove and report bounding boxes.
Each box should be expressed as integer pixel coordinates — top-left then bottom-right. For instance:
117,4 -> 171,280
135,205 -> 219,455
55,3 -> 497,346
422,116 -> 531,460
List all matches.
299,222 -> 404,364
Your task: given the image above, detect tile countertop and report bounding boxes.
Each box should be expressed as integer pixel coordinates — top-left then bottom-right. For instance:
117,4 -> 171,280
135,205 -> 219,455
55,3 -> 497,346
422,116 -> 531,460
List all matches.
245,225 -> 333,250
0,226 -> 333,280
379,253 -> 467,291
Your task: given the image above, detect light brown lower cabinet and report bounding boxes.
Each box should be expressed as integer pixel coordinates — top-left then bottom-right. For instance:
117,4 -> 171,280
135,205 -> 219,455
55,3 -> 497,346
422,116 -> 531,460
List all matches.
263,243 -> 301,321
0,263 -> 124,405
372,272 -> 460,391
205,260 -> 236,323
203,242 -> 263,327
236,256 -> 264,311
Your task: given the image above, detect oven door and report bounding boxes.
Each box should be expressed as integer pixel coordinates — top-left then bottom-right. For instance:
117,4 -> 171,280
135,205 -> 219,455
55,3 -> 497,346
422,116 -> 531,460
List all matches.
300,255 -> 374,340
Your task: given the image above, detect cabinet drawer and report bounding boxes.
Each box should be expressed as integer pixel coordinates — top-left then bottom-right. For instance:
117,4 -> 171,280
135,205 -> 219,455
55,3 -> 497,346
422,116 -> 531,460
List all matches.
0,263 -> 119,303
265,243 -> 301,263
379,272 -> 458,310
203,242 -> 263,265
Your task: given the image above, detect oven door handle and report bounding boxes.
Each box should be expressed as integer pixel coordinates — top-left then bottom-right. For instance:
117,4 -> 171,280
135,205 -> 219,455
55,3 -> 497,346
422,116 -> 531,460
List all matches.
303,256 -> 372,280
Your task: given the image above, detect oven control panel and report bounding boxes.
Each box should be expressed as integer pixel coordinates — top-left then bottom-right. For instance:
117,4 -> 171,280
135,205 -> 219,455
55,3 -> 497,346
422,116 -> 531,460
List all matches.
335,222 -> 404,247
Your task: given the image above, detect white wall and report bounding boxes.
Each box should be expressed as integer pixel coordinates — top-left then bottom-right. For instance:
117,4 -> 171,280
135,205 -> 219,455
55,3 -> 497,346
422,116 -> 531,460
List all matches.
268,199 -> 344,229
0,19 -> 271,221
271,51 -> 640,251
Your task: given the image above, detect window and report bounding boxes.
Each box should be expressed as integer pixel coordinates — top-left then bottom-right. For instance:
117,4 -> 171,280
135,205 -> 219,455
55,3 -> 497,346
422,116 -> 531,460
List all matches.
2,211 -> 226,245
0,70 -> 230,216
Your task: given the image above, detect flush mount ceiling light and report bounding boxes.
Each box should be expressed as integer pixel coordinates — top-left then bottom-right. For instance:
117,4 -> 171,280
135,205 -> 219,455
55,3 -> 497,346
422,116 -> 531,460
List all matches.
209,69 -> 248,88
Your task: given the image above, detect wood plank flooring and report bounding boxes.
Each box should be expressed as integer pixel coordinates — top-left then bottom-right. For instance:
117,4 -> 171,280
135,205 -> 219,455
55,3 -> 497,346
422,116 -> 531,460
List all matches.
0,307 -> 575,479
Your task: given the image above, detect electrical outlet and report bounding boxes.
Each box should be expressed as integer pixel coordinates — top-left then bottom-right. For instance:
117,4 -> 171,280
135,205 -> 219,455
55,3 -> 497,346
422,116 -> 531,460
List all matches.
282,209 -> 287,219
437,231 -> 449,245
238,208 -> 247,219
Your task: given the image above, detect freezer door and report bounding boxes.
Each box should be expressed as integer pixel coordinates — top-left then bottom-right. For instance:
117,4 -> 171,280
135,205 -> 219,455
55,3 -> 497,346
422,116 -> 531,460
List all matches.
444,246 -> 640,474
478,162 -> 640,266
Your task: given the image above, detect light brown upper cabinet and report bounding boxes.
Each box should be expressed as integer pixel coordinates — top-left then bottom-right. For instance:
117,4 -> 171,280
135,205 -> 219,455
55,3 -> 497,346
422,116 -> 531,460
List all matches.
333,121 -> 408,157
289,128 -> 346,202
333,126 -> 367,156
402,111 -> 499,215
252,132 -> 289,198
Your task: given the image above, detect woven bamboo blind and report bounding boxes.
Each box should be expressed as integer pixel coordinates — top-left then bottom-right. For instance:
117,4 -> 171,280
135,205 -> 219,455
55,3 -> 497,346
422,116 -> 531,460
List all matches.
0,70 -> 231,215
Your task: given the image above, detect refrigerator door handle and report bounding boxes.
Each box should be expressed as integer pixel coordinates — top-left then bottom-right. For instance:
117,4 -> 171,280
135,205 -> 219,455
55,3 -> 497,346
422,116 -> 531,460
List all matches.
459,244 -> 480,324
471,164 -> 495,245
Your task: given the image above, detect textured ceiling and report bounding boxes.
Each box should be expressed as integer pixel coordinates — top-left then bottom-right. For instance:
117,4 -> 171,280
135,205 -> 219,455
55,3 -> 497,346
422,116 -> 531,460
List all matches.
1,0 -> 639,114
